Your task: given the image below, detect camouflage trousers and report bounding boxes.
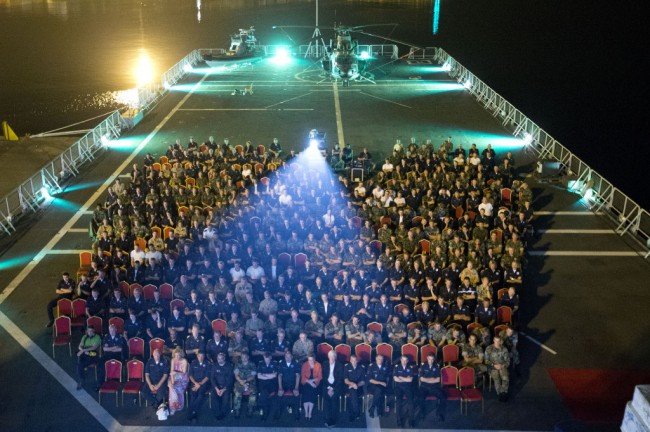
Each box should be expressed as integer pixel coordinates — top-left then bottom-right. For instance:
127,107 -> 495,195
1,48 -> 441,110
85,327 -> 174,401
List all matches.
489,367 -> 509,394
233,382 -> 257,411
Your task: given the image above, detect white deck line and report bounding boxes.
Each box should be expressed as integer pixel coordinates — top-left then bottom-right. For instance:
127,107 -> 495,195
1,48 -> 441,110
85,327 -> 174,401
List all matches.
537,229 -> 614,234
534,211 -> 600,215
0,70 -> 213,431
529,251 -> 644,257
177,108 -> 314,111
67,228 -> 88,233
333,82 -> 346,147
520,331 -> 558,355
45,249 -> 89,255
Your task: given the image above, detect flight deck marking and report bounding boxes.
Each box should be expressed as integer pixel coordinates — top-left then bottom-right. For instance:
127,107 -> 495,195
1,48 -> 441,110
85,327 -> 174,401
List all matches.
0,71 -> 213,431
528,251 -> 644,257
333,82 -> 346,147
0,311 -> 119,430
177,108 -> 314,111
45,249 -> 89,255
520,331 -> 558,355
359,91 -> 412,108
67,228 -> 88,233
264,92 -> 314,109
534,211 -> 600,215
537,229 -> 614,234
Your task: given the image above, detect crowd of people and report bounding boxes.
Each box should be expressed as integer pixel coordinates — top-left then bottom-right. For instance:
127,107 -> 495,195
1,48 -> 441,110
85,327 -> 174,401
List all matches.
48,134 -> 533,426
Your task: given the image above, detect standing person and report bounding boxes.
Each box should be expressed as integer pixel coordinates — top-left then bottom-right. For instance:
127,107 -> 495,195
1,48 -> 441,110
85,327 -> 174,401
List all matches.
46,272 -> 75,327
276,351 -> 301,421
367,354 -> 390,418
322,350 -> 344,428
343,355 -> 366,422
143,348 -> 169,409
418,352 -> 446,421
393,355 -> 416,427
168,347 -> 189,415
187,351 -> 211,421
211,352 -> 234,420
485,335 -> 511,402
300,354 -> 322,420
75,326 -> 101,390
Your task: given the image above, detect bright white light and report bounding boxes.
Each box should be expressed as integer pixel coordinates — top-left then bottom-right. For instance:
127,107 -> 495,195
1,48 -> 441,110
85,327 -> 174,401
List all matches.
309,139 -> 319,149
183,63 -> 193,73
463,79 -> 472,89
359,51 -> 371,60
271,47 -> 291,65
442,62 -> 451,71
135,51 -> 154,88
40,187 -> 51,200
101,133 -> 112,147
522,133 -> 533,145
114,88 -> 140,108
583,188 -> 594,201
163,80 -> 171,90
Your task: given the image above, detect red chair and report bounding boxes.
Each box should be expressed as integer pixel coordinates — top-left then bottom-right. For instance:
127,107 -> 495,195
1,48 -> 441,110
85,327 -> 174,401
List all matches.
367,322 -> 383,334
278,252 -> 291,268
459,367 -> 484,414
163,226 -> 174,240
57,298 -> 73,318
355,343 -> 372,365
70,298 -> 87,328
170,299 -> 185,312
419,239 -> 431,255
128,337 -> 145,359
142,284 -> 156,300
441,366 -> 462,413
442,344 -> 459,365
467,322 -> 483,335
294,253 -> 307,271
351,216 -> 362,229
401,343 -> 418,365
394,303 -> 408,316
455,206 -> 464,220
501,188 -> 512,208
257,145 -> 265,155
129,283 -> 143,298
211,319 -> 227,335
159,283 -> 173,300
420,344 -> 437,364
335,344 -> 351,363
376,343 -> 393,364
109,317 -> 124,335
497,306 -> 512,325
99,360 -> 123,405
494,324 -> 508,337
122,359 -> 144,406
369,240 -> 382,255
87,316 -> 103,336
52,316 -> 72,358
407,322 -> 421,331
149,338 -> 165,357
77,251 -> 93,280
119,281 -> 130,299
497,288 -> 509,301
317,342 -> 334,362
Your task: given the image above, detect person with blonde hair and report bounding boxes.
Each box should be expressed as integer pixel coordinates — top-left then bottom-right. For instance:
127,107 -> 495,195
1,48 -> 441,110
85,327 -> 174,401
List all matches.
168,347 -> 189,415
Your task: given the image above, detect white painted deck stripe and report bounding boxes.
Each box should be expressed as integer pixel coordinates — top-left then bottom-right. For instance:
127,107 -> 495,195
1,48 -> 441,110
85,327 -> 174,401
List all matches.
537,229 -> 614,234
534,211 -> 600,215
333,82 -> 346,148
67,228 -> 88,233
45,249 -> 88,255
520,331 -> 558,355
529,251 -> 644,257
0,311 -> 119,430
359,91 -> 412,109
177,108 -> 313,111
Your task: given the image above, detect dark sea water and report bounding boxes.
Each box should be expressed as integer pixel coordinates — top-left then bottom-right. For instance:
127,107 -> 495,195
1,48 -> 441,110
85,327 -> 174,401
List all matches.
0,0 -> 646,208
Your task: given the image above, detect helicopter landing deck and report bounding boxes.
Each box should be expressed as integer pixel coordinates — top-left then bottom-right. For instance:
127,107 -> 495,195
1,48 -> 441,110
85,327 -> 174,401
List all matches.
0,56 -> 647,432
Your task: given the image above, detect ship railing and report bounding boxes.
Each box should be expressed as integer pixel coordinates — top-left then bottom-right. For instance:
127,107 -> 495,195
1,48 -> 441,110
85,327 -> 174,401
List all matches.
433,47 -> 650,255
0,111 -> 124,236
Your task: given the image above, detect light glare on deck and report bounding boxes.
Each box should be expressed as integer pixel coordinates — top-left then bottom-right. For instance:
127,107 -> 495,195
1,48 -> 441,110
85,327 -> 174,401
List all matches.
270,47 -> 292,65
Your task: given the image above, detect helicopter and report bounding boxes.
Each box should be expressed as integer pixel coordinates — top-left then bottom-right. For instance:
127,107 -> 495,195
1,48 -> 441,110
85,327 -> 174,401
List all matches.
274,23 -> 422,86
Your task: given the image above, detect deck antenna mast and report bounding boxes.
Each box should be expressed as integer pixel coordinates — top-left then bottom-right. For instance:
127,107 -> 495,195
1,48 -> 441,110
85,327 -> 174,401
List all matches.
304,0 -> 328,59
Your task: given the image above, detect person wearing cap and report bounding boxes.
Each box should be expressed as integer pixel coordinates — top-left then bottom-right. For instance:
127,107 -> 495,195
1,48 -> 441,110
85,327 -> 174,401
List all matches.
256,351 -> 279,421
46,271 -> 75,327
211,351 -> 234,420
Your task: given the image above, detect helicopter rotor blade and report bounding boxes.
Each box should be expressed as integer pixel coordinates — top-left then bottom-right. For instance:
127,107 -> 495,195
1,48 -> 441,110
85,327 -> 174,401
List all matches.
352,29 -> 423,50
349,23 -> 399,30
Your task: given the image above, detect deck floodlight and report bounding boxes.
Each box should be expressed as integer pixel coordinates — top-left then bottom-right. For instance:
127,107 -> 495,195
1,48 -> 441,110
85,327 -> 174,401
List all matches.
359,51 -> 371,60
442,62 -> 451,72
463,79 -> 472,89
523,133 -> 533,145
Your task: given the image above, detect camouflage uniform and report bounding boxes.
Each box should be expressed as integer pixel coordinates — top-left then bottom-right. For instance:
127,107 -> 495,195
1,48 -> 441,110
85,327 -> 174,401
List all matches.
461,343 -> 487,373
499,329 -> 520,366
484,343 -> 510,395
233,359 -> 257,414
